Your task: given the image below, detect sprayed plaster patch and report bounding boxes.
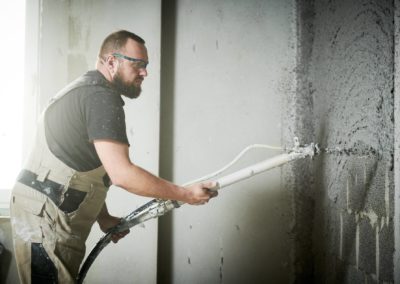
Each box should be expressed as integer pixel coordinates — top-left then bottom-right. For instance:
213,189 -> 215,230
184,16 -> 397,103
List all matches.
359,209 -> 379,228
303,0 -> 394,281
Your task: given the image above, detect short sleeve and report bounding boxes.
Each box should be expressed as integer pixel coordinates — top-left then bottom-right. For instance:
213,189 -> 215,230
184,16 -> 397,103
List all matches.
84,91 -> 129,145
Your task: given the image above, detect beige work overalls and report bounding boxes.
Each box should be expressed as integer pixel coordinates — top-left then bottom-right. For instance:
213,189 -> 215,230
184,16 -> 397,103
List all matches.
10,79 -> 109,283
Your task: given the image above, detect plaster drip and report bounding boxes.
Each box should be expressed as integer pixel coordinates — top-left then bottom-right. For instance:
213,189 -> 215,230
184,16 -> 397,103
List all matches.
360,210 -> 379,228
363,164 -> 367,185
385,169 -> 389,226
340,211 -> 343,259
346,178 -> 350,212
356,219 -> 360,268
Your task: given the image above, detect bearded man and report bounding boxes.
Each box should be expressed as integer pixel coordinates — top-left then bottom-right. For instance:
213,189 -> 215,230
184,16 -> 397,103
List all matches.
10,30 -> 217,284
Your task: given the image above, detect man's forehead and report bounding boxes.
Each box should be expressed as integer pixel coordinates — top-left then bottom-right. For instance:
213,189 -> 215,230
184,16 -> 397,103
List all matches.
123,39 -> 147,56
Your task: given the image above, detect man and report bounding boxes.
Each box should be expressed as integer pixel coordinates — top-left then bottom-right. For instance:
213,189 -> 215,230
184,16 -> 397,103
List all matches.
10,30 -> 217,283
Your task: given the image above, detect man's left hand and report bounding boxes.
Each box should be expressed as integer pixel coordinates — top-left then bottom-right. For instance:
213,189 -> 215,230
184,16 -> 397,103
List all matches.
98,215 -> 130,243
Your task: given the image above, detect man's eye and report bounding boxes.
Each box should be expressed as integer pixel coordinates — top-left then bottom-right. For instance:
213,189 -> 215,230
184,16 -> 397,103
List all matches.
133,62 -> 147,69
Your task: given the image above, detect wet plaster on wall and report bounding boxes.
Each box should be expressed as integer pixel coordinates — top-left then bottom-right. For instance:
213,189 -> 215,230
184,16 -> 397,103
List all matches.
281,0 -> 315,281
304,0 -> 394,282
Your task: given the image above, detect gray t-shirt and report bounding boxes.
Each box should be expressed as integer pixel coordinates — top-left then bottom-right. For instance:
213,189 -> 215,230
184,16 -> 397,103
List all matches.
45,70 -> 129,171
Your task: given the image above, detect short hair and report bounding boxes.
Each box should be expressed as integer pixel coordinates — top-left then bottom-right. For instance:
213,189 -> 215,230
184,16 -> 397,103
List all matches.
98,30 -> 145,59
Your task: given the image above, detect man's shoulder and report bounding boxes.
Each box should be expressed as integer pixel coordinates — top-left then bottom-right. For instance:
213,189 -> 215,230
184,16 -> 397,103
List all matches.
77,70 -> 114,91
70,71 -> 120,99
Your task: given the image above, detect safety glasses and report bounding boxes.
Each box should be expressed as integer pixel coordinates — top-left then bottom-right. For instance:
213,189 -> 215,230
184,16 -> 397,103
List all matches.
112,53 -> 148,69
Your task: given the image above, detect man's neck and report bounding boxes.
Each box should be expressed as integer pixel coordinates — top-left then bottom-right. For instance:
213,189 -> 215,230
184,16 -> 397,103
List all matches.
96,62 -> 113,82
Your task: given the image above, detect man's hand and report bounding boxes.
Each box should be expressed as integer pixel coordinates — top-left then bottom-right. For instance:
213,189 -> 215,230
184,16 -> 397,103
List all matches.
98,215 -> 129,243
184,181 -> 218,205
97,205 -> 130,243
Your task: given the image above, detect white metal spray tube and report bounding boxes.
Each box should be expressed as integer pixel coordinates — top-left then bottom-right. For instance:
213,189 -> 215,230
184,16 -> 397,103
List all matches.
173,145 -> 316,208
133,142 -> 318,222
216,152 -> 306,189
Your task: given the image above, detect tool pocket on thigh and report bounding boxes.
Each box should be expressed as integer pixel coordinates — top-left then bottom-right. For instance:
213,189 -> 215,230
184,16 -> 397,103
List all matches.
59,187 -> 87,214
12,191 -> 45,216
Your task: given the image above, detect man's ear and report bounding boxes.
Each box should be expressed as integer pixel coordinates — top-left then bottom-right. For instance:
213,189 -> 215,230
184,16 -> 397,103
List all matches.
106,55 -> 119,76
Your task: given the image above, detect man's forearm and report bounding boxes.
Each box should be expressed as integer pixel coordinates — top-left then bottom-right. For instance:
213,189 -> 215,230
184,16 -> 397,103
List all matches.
94,140 -> 214,205
113,163 -> 189,202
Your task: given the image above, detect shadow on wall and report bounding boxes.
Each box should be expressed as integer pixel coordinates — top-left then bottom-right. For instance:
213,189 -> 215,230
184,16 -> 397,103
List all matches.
0,242 -> 12,284
157,0 -> 177,283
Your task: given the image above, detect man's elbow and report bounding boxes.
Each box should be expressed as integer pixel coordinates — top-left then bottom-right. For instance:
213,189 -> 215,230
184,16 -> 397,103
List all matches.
110,177 -> 146,196
105,164 -> 129,188
106,164 -> 142,194
109,174 -> 130,189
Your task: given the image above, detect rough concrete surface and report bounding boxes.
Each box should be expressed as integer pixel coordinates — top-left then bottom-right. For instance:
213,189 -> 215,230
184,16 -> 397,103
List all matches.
299,0 -> 395,282
281,0 -> 315,281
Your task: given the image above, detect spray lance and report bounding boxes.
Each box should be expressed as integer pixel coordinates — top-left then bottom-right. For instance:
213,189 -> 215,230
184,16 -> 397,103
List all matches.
76,137 -> 319,283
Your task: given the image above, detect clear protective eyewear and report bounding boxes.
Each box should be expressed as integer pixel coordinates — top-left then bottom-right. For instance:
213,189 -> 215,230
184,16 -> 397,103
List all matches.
112,53 -> 148,69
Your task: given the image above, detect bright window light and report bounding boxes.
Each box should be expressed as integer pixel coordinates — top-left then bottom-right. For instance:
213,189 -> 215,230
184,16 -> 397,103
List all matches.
0,1 -> 25,190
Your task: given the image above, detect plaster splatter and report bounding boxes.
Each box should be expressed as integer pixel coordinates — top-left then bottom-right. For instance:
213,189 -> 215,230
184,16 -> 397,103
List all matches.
303,0 -> 394,281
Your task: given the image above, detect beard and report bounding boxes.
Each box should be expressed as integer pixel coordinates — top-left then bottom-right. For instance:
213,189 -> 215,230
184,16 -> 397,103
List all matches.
112,71 -> 142,99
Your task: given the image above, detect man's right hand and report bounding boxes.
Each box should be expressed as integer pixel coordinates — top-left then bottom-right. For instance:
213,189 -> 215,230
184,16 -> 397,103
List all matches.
184,181 -> 218,205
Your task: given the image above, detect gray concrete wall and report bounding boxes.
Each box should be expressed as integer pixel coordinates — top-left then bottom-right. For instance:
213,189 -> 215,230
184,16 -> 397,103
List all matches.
303,0 -> 395,282
158,0 -> 298,283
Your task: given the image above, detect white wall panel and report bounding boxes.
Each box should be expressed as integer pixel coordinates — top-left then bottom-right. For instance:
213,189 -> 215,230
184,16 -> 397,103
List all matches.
159,0 -> 297,283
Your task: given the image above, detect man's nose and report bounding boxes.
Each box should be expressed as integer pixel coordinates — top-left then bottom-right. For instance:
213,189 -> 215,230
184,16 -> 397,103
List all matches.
139,68 -> 148,77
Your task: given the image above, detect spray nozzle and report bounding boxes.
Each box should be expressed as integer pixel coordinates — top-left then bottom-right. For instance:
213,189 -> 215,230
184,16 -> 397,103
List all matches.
290,137 -> 320,158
